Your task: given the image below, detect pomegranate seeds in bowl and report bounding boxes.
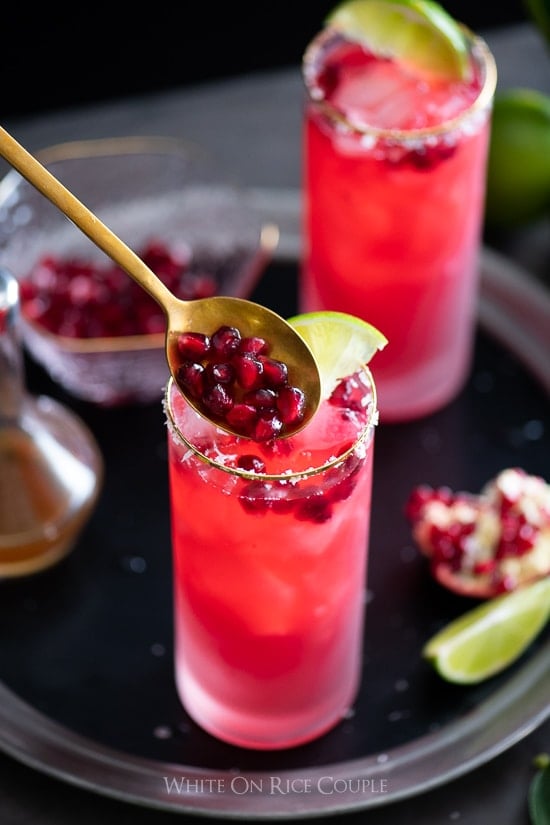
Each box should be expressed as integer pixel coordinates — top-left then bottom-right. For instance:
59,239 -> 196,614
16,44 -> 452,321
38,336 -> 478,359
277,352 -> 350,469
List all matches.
19,241 -> 217,339
405,467 -> 550,598
0,136 -> 275,406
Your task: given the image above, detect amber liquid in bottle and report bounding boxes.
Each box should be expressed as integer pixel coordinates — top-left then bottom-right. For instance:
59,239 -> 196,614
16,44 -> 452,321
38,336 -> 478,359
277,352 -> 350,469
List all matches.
0,269 -> 103,577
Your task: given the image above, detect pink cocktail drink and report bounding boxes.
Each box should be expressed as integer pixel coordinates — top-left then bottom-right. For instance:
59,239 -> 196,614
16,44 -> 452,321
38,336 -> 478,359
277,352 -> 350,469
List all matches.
165,367 -> 377,750
301,28 -> 497,421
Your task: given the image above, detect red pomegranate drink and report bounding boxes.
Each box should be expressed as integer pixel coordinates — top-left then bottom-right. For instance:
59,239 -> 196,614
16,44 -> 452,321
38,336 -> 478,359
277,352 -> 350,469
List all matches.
164,357 -> 378,750
301,8 -> 497,421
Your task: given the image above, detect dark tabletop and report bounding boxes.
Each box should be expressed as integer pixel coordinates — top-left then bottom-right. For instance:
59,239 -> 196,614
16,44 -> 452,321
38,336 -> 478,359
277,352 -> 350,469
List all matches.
1,22 -> 549,825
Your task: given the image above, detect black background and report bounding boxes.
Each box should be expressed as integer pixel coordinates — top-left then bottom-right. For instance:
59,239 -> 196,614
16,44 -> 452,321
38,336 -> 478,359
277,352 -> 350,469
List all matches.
2,1 -> 529,120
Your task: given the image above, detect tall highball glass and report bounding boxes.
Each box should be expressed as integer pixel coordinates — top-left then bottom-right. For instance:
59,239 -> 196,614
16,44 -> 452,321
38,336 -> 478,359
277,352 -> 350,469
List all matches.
301,24 -> 497,421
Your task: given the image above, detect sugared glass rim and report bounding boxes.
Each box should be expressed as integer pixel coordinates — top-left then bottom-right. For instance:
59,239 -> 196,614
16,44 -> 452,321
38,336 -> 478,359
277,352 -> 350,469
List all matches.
164,366 -> 378,482
302,25 -> 497,140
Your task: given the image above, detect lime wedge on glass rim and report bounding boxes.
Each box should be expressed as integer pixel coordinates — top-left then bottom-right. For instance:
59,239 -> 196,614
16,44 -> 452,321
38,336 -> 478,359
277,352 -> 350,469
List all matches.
288,311 -> 387,400
325,0 -> 471,81
423,577 -> 550,684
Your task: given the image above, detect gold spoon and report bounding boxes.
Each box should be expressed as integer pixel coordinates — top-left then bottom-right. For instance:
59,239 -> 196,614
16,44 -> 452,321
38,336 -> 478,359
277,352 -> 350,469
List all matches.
0,126 -> 321,436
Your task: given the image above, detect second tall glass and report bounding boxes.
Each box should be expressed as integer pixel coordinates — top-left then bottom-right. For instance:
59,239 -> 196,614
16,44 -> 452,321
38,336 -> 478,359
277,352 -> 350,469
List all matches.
300,21 -> 497,422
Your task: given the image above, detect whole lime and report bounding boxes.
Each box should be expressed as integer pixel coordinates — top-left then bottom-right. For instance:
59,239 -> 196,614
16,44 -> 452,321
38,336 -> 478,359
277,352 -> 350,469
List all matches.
485,88 -> 550,228
524,0 -> 550,45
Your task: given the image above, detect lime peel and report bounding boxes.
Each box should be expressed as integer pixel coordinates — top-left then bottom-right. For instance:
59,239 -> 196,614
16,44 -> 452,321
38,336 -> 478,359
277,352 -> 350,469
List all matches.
423,576 -> 550,684
326,0 -> 471,81
485,88 -> 550,228
529,760 -> 550,825
287,311 -> 387,401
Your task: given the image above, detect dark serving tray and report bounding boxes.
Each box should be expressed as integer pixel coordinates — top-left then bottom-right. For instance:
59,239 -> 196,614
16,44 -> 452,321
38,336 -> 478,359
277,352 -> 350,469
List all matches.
0,196 -> 549,819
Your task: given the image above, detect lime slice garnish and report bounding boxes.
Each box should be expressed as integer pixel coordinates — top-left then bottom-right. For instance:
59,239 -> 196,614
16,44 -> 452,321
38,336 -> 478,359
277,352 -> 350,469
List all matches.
485,88 -> 550,228
423,577 -> 550,684
326,0 -> 470,81
288,310 -> 387,399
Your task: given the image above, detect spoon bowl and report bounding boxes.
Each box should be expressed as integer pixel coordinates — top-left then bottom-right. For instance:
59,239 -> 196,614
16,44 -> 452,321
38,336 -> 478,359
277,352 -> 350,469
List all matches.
0,126 -> 321,435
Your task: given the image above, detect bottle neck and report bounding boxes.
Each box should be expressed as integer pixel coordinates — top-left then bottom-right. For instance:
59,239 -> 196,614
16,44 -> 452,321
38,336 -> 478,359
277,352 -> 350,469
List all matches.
0,268 -> 25,424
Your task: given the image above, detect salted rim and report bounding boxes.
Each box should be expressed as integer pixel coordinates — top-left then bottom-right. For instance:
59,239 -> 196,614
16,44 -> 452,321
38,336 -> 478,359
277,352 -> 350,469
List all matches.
163,368 -> 378,482
302,25 -> 497,140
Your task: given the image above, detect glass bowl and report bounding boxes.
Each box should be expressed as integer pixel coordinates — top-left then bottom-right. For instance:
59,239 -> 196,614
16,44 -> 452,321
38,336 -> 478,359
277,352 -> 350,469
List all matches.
0,136 -> 278,406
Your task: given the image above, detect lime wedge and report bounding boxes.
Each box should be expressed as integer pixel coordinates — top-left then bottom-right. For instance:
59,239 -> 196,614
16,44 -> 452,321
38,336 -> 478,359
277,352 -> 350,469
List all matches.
288,311 -> 387,399
423,577 -> 550,684
326,0 -> 470,81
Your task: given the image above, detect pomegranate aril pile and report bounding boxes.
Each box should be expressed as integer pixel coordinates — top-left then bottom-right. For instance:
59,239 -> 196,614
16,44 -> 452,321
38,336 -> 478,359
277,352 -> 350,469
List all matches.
405,467 -> 550,598
175,325 -> 306,440
231,375 -> 369,522
19,241 -> 217,339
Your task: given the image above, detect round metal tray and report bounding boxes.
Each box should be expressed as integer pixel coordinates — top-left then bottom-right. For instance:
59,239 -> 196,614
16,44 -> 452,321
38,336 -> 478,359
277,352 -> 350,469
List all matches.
0,189 -> 548,819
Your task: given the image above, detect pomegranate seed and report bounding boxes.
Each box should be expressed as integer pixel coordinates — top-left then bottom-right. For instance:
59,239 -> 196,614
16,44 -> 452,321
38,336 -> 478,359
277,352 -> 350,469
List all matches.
211,325 -> 241,358
295,487 -> 333,523
496,515 -> 538,559
103,266 -> 128,296
253,412 -> 283,442
260,437 -> 294,458
276,386 -> 306,425
433,486 -> 454,506
237,455 -> 267,473
22,295 -> 50,323
326,454 -> 361,503
258,355 -> 288,387
238,336 -> 268,355
176,362 -> 206,399
177,332 -> 211,360
473,560 -> 496,575
402,143 -> 457,170
244,388 -> 277,410
203,384 -> 234,417
404,485 -> 435,522
226,403 -> 258,431
516,522 -> 538,554
329,375 -> 366,413
206,362 -> 234,385
232,354 -> 264,390
429,525 -> 463,566
68,275 -> 108,306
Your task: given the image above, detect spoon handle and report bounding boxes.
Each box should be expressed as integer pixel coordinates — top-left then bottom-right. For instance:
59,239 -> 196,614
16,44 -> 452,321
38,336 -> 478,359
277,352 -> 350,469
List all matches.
0,126 -> 175,312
